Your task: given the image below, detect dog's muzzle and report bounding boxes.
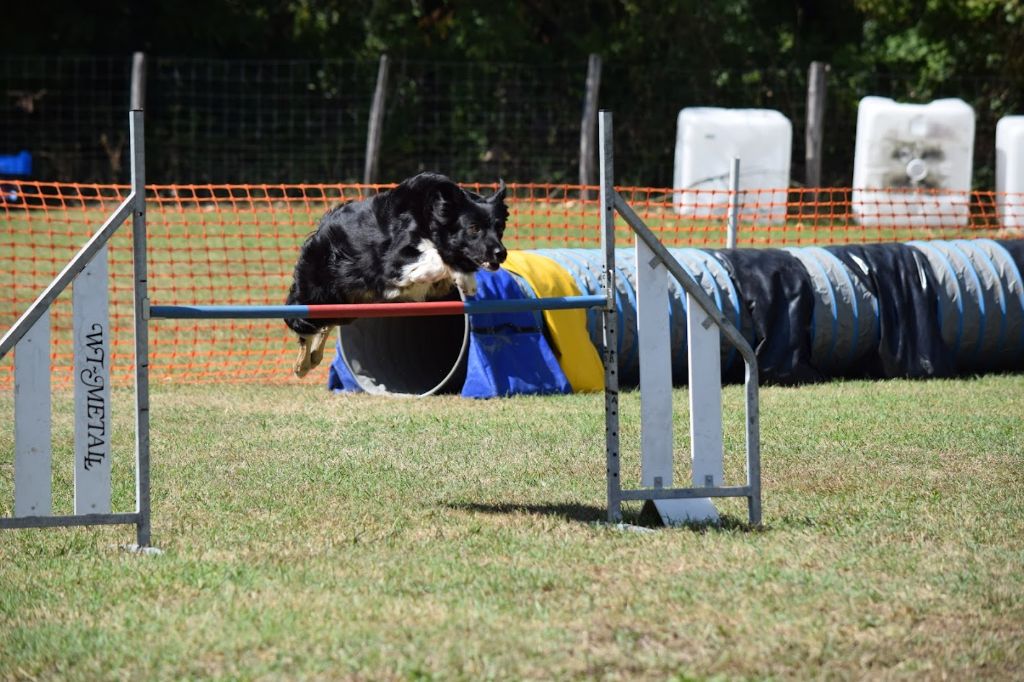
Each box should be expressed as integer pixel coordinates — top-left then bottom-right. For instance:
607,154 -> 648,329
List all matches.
480,246 -> 507,272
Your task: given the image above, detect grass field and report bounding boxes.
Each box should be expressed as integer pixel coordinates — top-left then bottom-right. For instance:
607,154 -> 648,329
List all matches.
1,375 -> 1022,679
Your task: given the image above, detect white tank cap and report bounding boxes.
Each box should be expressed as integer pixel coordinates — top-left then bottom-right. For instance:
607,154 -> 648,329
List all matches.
906,158 -> 929,183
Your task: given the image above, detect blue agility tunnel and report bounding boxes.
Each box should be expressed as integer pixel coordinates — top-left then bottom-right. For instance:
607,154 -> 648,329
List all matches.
328,239 -> 1024,397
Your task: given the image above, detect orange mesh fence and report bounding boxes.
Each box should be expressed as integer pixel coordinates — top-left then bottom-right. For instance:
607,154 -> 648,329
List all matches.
2,180 -> 1022,388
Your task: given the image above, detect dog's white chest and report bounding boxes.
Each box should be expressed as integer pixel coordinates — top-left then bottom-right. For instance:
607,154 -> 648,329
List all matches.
384,240 -> 476,300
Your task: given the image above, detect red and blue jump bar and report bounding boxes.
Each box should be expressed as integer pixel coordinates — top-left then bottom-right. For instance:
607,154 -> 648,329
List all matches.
149,295 -> 606,320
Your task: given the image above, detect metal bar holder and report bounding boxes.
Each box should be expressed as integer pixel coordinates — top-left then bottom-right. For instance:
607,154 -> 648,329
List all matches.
599,111 -> 762,527
0,110 -> 155,550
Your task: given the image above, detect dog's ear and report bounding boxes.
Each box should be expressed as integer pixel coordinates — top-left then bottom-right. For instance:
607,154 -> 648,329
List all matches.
430,182 -> 460,225
488,179 -> 507,204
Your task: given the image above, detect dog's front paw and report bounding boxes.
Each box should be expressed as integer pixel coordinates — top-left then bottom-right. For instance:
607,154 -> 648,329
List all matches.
293,335 -> 315,378
308,327 -> 334,368
454,271 -> 477,298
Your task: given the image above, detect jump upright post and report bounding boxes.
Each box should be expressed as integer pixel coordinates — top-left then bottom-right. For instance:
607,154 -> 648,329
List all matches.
0,110 -> 153,548
599,111 -> 761,526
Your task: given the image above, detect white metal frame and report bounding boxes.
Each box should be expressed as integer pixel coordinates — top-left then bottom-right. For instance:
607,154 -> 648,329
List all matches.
600,111 -> 762,526
0,110 -> 152,547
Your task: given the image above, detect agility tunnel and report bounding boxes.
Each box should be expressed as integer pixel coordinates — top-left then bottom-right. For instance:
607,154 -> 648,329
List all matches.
328,239 -> 1024,397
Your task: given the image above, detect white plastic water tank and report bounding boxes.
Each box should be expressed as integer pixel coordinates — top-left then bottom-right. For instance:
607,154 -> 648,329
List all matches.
673,107 -> 792,224
852,96 -> 974,227
996,116 -> 1024,230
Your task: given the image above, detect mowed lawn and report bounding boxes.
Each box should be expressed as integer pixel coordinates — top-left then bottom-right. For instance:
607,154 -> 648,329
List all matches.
1,375 -> 1022,679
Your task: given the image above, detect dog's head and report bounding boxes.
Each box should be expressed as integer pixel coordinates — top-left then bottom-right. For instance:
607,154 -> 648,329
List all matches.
401,173 -> 509,273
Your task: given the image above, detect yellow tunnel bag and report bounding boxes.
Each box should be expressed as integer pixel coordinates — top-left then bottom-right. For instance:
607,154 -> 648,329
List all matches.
502,251 -> 605,392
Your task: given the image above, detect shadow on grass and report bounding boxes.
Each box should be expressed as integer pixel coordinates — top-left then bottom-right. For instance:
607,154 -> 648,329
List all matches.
445,501 -> 606,524
445,501 -> 764,533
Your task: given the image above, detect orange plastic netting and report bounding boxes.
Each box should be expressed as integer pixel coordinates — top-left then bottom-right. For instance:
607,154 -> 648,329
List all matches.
2,180 -> 1021,388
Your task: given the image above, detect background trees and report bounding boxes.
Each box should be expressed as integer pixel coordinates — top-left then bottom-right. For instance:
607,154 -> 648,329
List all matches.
2,1 -> 1020,185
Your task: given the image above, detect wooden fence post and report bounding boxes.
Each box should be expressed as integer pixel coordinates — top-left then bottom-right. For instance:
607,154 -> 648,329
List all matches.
364,54 -> 390,185
805,61 -> 829,199
579,54 -> 602,200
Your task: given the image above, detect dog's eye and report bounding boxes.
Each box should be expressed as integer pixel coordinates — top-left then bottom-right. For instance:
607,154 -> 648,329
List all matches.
467,224 -> 481,235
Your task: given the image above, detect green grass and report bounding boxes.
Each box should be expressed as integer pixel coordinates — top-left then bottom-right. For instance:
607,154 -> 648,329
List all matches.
1,376 -> 1022,679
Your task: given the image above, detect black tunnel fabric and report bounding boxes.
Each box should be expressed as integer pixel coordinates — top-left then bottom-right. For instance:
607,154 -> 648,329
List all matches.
826,243 -> 956,379
713,249 -> 822,384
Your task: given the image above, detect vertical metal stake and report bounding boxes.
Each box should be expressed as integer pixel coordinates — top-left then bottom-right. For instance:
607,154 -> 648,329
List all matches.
14,313 -> 51,517
727,157 -> 740,249
599,110 -> 621,523
130,52 -> 147,111
130,109 -> 152,548
745,360 -> 762,526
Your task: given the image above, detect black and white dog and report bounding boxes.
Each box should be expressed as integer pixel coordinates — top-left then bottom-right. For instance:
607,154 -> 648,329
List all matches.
286,172 -> 508,377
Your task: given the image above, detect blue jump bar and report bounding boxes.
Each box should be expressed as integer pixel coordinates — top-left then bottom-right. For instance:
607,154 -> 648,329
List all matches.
149,295 -> 605,320
466,296 -> 605,314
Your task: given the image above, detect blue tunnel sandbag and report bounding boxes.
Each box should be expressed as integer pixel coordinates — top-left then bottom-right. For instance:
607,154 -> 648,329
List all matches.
459,269 -> 571,398
328,341 -> 361,393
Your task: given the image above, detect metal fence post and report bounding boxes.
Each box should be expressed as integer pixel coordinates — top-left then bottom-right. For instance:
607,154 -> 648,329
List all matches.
364,54 -> 390,185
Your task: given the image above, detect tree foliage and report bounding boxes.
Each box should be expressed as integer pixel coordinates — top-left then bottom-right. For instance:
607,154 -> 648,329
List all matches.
4,1 -> 1020,86
3,1 -> 1020,185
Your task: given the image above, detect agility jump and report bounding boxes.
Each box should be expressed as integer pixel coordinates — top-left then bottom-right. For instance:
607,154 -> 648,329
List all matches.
0,110 -> 763,548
